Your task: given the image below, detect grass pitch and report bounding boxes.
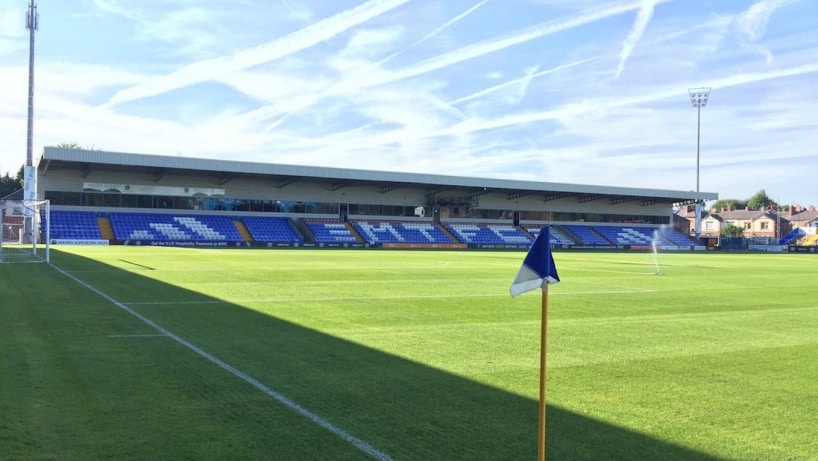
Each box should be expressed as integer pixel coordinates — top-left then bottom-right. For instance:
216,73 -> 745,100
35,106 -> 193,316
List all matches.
2,247 -> 817,460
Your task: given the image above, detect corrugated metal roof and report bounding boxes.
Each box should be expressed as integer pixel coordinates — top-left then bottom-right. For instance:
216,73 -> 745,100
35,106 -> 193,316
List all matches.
40,146 -> 718,202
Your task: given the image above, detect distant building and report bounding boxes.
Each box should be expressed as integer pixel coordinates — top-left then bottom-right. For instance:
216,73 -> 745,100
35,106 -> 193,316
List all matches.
787,205 -> 818,229
703,208 -> 781,238
677,204 -> 818,240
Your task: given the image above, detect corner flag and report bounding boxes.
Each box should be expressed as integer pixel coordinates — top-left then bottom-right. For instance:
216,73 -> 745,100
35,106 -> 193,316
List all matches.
510,226 -> 560,461
510,227 -> 559,297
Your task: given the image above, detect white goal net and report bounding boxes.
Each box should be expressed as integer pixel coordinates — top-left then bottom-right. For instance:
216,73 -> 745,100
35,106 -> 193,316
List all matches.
0,199 -> 50,263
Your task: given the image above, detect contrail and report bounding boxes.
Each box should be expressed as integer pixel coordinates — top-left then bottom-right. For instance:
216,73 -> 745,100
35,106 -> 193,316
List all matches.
260,0 -> 491,131
259,0 -> 664,129
615,0 -> 660,79
103,0 -> 411,108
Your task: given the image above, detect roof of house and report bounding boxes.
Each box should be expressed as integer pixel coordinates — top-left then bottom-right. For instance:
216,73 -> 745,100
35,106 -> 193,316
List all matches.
707,210 -> 777,221
790,209 -> 818,222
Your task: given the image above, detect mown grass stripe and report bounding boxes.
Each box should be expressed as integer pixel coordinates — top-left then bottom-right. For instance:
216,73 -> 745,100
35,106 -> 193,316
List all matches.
122,288 -> 657,306
50,263 -> 394,461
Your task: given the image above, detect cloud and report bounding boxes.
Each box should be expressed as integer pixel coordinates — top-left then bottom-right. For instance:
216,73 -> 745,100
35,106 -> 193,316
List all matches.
276,0 -> 314,23
256,0 -> 664,128
103,0 -> 411,108
378,0 -> 666,85
450,57 -> 598,106
732,0 -> 793,63
614,0 -> 660,78
251,0 -> 492,130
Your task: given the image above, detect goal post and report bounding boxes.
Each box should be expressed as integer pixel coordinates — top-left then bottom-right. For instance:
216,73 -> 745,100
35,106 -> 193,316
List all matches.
0,199 -> 50,263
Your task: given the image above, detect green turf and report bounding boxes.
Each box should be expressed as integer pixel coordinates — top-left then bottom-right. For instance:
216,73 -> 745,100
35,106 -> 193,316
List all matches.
1,247 -> 816,460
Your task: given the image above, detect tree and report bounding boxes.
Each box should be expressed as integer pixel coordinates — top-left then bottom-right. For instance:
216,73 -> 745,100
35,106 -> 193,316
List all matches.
721,224 -> 744,237
711,199 -> 745,212
56,142 -> 82,149
0,168 -> 23,198
747,189 -> 774,211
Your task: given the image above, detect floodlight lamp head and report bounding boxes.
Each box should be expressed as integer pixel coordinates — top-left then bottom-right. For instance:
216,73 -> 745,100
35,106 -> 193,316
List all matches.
688,87 -> 711,108
26,1 -> 38,31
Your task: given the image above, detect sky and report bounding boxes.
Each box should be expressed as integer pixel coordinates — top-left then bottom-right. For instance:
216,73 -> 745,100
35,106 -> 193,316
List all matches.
1,0 -> 817,206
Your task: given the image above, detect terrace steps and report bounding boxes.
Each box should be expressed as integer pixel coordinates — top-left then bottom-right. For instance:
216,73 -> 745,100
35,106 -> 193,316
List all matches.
234,220 -> 253,242
345,222 -> 364,243
97,217 -> 114,240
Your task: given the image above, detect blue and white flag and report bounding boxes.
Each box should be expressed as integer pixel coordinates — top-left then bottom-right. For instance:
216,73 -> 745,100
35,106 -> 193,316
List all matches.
510,227 -> 560,297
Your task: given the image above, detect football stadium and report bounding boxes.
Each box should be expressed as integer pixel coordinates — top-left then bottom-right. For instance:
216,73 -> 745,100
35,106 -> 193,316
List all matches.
2,147 -> 817,460
30,146 -> 715,251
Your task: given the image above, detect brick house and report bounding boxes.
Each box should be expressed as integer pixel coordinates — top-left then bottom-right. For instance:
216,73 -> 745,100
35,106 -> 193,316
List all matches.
675,205 -> 697,235
699,207 -> 784,238
788,205 -> 818,229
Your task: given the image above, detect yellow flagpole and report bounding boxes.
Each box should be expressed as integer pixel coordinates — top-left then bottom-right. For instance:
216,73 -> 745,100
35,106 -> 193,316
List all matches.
538,284 -> 549,461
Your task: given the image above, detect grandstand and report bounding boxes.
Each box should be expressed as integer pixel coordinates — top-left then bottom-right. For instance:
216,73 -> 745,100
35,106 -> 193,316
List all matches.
35,147 -> 715,250
44,210 -> 709,249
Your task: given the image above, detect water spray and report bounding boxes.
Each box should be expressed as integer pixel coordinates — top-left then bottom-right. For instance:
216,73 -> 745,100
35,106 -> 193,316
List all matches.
652,229 -> 663,275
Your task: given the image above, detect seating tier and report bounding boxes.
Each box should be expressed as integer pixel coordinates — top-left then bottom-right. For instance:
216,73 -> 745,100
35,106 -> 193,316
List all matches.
526,226 -> 575,245
48,210 -> 102,240
562,225 -> 612,245
353,221 -> 453,244
109,213 -> 243,241
593,226 -> 654,245
446,223 -> 530,244
242,216 -> 302,243
657,227 -> 699,246
303,219 -> 358,243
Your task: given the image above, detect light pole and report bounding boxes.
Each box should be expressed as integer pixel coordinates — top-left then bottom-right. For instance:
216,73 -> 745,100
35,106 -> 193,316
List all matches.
688,87 -> 710,238
23,0 -> 38,244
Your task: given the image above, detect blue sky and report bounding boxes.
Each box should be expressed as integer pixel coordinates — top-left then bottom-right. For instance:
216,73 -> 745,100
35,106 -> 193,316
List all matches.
1,0 -> 817,206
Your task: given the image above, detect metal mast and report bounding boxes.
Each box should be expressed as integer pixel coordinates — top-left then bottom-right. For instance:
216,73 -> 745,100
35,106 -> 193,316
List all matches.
688,87 -> 710,238
23,0 -> 38,244
26,0 -> 38,169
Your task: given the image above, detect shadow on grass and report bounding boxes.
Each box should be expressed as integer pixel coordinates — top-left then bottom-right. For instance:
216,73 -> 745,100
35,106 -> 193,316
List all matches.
40,248 -> 722,461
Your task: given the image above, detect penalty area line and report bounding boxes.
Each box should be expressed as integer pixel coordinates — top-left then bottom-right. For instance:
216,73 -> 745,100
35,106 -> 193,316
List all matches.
50,264 -> 393,461
109,334 -> 166,338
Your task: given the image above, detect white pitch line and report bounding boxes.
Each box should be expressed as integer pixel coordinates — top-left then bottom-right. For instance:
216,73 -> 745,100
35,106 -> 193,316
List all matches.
558,288 -> 657,295
51,264 -> 393,461
109,334 -> 166,338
